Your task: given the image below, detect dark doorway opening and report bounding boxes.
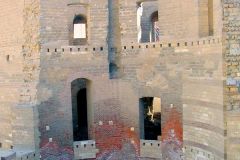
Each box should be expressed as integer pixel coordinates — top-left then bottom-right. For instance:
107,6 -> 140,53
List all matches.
75,88 -> 88,141
140,97 -> 161,140
72,79 -> 89,141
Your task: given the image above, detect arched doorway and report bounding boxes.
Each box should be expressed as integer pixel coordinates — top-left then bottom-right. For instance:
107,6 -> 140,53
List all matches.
71,78 -> 91,141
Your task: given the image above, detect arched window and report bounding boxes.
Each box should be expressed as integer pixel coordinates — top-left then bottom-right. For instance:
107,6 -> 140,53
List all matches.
72,15 -> 87,45
151,11 -> 159,42
137,1 -> 159,43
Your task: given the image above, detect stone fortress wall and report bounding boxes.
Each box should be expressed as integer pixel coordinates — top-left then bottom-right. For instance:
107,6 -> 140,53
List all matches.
0,0 -> 239,160
0,0 -> 25,150
223,0 -> 240,160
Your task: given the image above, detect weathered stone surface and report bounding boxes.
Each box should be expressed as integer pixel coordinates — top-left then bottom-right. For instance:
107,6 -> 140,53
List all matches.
0,0 -> 238,160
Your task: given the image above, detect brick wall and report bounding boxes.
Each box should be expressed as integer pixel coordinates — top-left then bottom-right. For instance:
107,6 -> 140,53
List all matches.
223,0 -> 240,159
37,1 -> 225,159
119,0 -> 138,44
38,36 -> 222,159
158,0 -> 199,40
0,0 -> 24,149
0,0 -> 40,158
0,0 -> 233,160
182,39 -> 224,160
40,0 -> 108,46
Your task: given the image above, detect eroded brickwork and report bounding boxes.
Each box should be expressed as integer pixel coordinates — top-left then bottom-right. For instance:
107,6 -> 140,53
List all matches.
0,0 -> 40,159
223,0 -> 240,159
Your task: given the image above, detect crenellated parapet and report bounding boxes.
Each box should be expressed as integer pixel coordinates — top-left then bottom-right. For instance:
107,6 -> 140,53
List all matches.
73,140 -> 99,159
42,37 -> 221,56
42,45 -> 108,55
140,140 -> 162,159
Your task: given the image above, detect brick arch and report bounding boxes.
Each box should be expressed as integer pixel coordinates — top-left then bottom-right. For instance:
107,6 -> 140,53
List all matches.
66,72 -> 106,84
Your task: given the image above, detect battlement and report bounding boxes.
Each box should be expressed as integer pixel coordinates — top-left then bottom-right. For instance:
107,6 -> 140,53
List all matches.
43,45 -> 108,55
16,149 -> 36,160
122,37 -> 221,50
140,140 -> 162,159
0,149 -> 36,160
121,37 -> 222,56
42,37 -> 222,56
0,149 -> 16,160
73,140 -> 99,160
184,146 -> 220,160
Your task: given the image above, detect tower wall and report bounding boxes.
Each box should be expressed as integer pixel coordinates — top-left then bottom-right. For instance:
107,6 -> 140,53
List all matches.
40,0 -> 108,46
0,0 -> 24,149
158,0 -> 199,40
158,0 -> 222,40
0,1 -> 40,158
0,0 -> 236,160
223,0 -> 240,159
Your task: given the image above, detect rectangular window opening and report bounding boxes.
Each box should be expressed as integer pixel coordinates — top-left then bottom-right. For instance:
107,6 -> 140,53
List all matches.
74,24 -> 86,39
